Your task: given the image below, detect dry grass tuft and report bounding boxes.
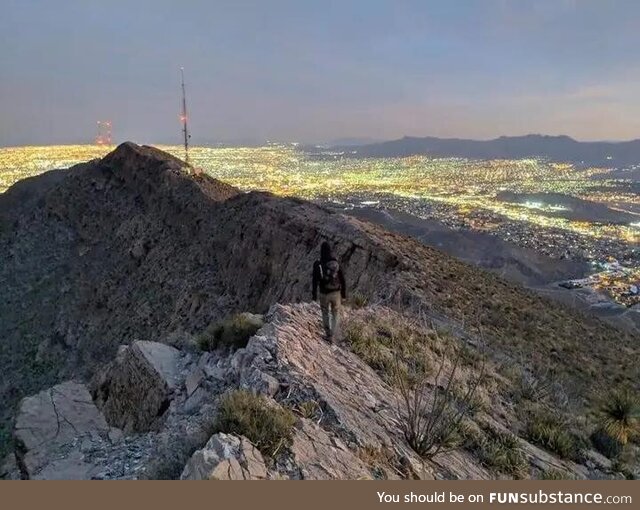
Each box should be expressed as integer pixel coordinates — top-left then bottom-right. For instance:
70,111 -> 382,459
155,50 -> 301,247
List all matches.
215,389 -> 296,457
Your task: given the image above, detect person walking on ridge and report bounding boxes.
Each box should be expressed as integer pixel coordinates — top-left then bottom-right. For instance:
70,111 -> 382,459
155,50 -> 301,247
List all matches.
312,241 -> 346,343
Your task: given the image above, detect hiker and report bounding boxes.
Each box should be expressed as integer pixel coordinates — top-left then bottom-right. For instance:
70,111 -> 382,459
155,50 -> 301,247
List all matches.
312,241 -> 346,343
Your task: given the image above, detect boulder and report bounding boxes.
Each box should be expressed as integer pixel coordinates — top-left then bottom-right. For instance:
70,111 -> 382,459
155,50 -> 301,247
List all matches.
93,341 -> 184,432
13,381 -> 111,479
180,433 -> 268,480
240,368 -> 280,397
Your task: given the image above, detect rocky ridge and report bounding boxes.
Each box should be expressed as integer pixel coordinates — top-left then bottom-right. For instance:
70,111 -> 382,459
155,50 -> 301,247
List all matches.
4,304 -> 621,480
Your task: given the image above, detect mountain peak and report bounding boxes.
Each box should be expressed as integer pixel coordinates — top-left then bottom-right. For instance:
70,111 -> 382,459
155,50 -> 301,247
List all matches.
101,142 -> 186,172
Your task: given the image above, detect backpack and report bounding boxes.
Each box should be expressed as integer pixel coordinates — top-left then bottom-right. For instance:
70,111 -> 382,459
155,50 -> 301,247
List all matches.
320,259 -> 341,292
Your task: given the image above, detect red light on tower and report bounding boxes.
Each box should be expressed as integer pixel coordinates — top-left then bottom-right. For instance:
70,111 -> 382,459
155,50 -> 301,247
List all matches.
180,67 -> 190,164
95,121 -> 113,145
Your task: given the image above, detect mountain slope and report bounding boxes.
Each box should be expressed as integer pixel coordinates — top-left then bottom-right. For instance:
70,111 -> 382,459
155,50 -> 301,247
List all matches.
1,143 -> 637,461
346,206 -> 588,286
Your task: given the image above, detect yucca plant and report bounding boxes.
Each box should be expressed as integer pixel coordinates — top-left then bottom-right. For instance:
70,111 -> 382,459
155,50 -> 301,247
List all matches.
599,388 -> 640,445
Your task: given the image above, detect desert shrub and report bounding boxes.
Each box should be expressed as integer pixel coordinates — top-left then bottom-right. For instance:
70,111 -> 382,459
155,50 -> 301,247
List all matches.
357,445 -> 401,479
296,400 -> 321,420
472,427 -> 527,478
395,338 -> 485,459
457,344 -> 482,367
513,369 -> 555,403
539,468 -> 574,480
507,358 -> 571,410
343,320 -> 395,377
349,292 -> 369,309
197,313 -> 263,352
453,383 -> 487,416
524,410 -> 581,460
343,312 -> 435,386
215,390 -> 296,457
598,388 -> 639,446
611,454 -> 638,480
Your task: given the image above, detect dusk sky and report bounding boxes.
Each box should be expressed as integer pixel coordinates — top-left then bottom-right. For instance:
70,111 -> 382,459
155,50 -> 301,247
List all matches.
1,0 -> 639,146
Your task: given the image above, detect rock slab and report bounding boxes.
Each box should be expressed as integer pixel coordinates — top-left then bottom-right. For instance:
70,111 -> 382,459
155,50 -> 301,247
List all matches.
14,381 -> 111,479
93,341 -> 183,432
181,433 -> 268,480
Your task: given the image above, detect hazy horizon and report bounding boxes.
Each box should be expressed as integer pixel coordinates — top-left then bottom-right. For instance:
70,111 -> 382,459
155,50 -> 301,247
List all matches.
2,1 -> 640,146
4,132 -> 640,151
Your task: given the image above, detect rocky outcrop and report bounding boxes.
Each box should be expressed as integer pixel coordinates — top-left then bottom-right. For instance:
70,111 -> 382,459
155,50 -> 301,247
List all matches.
287,419 -> 372,479
229,304 -> 417,455
10,304 -> 629,480
181,433 -> 268,480
13,381 -> 115,479
12,343 -> 219,480
220,304 -> 437,479
92,341 -> 187,432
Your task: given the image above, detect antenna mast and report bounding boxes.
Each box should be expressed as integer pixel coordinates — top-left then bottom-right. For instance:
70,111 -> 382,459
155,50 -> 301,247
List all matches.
180,67 -> 190,164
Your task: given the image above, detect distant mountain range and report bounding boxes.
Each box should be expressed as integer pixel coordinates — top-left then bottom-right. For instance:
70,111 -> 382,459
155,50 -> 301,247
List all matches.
326,134 -> 640,167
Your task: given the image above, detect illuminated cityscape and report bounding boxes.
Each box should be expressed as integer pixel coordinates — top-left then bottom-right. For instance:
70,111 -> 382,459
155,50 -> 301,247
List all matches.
1,143 -> 639,306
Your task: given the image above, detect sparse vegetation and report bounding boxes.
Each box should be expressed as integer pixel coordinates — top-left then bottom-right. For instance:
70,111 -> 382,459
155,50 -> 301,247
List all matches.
295,400 -> 321,421
357,445 -> 401,479
344,311 -> 492,461
523,408 -> 582,460
513,368 -> 555,404
343,313 -> 431,385
470,427 -> 528,478
457,344 -> 483,367
611,454 -> 638,480
452,383 -> 487,416
214,389 -> 296,457
342,311 -> 450,387
539,468 -> 574,480
394,333 -> 485,459
343,319 -> 395,379
197,313 -> 263,352
348,292 -> 369,309
590,388 -> 640,461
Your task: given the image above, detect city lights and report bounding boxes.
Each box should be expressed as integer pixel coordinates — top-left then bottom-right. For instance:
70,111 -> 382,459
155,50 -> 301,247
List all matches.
1,143 -> 639,306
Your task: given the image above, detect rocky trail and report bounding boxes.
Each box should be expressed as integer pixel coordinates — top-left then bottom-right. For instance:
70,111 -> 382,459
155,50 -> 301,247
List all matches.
3,304 -> 618,480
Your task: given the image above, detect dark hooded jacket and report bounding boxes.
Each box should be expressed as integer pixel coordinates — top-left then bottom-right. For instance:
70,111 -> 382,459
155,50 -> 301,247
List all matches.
312,242 -> 346,300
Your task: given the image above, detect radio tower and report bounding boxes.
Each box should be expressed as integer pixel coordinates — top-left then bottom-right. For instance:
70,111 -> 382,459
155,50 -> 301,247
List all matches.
95,121 -> 112,145
180,67 -> 191,164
